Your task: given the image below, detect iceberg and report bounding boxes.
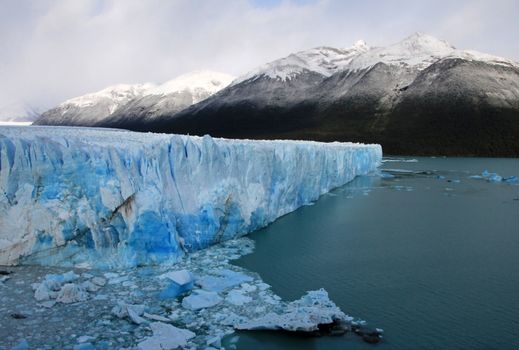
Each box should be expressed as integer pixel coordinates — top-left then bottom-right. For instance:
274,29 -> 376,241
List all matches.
0,126 -> 381,267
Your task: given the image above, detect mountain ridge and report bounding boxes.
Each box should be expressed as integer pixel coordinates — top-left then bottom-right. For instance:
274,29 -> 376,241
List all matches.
34,71 -> 235,127
34,33 -> 519,156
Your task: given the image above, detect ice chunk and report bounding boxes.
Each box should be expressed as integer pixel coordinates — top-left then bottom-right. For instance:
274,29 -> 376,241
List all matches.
137,322 -> 195,350
158,270 -> 194,299
56,283 -> 88,304
482,170 -> 503,182
197,269 -> 253,292
470,170 -> 518,184
504,176 -> 519,184
160,270 -> 193,285
182,290 -> 222,310
128,306 -> 147,324
0,126 -> 381,268
112,301 -> 146,324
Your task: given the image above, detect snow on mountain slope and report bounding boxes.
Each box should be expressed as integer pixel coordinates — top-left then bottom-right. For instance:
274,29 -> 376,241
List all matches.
348,32 -> 518,71
34,83 -> 155,126
61,83 -> 155,114
148,71 -> 235,103
0,126 -> 381,268
100,71 -> 236,125
230,33 -> 518,88
35,71 -> 234,126
233,41 -> 370,84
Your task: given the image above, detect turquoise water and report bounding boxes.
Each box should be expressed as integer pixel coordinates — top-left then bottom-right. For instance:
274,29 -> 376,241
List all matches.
232,157 -> 519,350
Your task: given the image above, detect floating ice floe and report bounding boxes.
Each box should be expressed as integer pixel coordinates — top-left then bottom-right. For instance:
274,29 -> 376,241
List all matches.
182,290 -> 223,310
234,289 -> 351,332
470,170 -> 518,184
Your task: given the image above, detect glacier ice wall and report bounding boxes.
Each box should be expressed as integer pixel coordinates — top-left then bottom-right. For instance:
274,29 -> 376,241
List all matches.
0,126 -> 381,268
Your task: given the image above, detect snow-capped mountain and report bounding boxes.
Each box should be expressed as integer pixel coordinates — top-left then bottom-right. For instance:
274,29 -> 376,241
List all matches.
347,32 -> 517,71
34,71 -> 234,127
148,71 -> 234,101
135,33 -> 519,156
233,40 -> 369,84
100,71 -> 234,126
34,83 -> 154,126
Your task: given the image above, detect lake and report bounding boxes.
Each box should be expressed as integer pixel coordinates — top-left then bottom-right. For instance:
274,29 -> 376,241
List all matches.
232,157 -> 519,350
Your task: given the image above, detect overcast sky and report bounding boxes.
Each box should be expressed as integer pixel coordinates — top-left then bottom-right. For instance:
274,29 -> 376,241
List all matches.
1,0 -> 518,115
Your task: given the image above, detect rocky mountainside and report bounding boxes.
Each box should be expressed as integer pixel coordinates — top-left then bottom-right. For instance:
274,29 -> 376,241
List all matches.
132,33 -> 519,156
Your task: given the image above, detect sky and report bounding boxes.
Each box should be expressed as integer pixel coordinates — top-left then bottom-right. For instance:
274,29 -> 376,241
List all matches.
0,0 -> 518,118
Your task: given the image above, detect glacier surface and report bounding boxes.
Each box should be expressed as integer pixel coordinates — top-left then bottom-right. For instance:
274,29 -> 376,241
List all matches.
0,126 -> 381,267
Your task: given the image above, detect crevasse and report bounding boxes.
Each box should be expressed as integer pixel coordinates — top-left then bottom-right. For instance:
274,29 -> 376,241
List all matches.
0,126 -> 382,268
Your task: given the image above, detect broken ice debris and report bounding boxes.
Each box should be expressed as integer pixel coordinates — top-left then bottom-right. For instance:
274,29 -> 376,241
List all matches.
112,302 -> 147,324
32,272 -> 104,304
235,289 -> 352,332
470,170 -> 518,184
137,322 -> 195,350
56,283 -> 88,304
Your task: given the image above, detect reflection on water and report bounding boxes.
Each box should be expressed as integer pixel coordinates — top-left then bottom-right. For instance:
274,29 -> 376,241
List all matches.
231,157 -> 519,350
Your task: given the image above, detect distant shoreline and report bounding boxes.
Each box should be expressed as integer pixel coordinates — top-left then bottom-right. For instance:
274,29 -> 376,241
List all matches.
0,121 -> 33,126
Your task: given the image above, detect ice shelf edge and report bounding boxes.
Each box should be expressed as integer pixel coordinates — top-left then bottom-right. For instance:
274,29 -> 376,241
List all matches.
0,126 -> 382,268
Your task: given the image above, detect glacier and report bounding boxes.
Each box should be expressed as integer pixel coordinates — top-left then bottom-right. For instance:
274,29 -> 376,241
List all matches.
0,126 -> 381,268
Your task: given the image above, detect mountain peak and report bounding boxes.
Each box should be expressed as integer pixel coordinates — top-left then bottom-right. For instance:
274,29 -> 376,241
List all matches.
149,71 -> 235,96
60,83 -> 154,112
400,32 -> 456,51
352,40 -> 369,51
347,32 -> 457,70
234,43 -> 369,84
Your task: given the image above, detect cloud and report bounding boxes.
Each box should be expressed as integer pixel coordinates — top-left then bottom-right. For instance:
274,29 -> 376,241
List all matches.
0,0 -> 517,116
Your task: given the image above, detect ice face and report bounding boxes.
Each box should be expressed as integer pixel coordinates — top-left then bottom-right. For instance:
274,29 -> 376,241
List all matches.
0,126 -> 382,268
